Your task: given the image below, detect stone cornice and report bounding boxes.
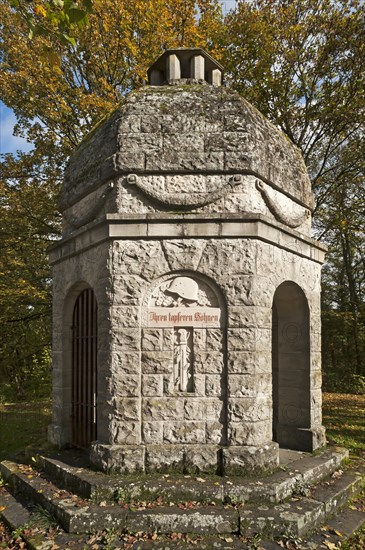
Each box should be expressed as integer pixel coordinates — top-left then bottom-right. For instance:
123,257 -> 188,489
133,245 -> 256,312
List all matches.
48,212 -> 327,266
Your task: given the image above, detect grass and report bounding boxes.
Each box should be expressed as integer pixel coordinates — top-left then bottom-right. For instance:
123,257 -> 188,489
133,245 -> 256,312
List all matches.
0,400 -> 51,462
322,392 -> 365,457
322,393 -> 365,549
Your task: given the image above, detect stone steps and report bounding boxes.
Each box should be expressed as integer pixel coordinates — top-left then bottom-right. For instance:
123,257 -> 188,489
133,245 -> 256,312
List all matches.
1,485 -> 364,550
0,460 -> 238,535
0,489 -> 97,549
240,470 -> 363,537
1,450 -> 364,544
28,446 -> 348,505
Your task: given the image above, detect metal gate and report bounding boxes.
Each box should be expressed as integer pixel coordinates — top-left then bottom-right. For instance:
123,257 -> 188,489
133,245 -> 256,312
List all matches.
72,288 -> 97,447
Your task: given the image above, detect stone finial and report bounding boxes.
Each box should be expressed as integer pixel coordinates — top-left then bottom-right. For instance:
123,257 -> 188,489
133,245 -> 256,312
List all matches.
210,68 -> 222,86
166,54 -> 181,80
147,48 -> 224,86
190,55 -> 205,80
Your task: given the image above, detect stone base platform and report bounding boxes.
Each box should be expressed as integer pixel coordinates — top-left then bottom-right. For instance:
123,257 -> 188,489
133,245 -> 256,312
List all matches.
0,447 -> 364,549
89,442 -> 280,476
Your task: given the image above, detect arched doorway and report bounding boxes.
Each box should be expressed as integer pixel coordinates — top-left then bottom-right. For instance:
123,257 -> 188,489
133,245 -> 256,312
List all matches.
272,282 -> 311,451
72,288 -> 98,448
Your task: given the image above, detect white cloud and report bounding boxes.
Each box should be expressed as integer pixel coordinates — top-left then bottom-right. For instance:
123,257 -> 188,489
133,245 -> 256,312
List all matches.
0,103 -> 34,155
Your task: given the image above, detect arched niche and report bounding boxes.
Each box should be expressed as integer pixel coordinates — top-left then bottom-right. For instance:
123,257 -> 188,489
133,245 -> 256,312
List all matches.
62,282 -> 98,448
141,272 -> 228,447
272,281 -> 311,451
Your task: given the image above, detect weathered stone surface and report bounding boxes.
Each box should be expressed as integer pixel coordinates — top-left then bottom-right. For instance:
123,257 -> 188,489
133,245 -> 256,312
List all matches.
145,445 -> 185,473
142,374 -> 163,397
113,374 -> 140,397
126,507 -> 238,535
205,374 -> 223,396
61,85 -> 313,212
142,421 -> 163,444
239,498 -> 325,538
162,240 -> 206,271
223,443 -> 279,476
90,444 -> 145,473
110,306 -> 140,328
227,374 -> 272,398
114,328 -> 141,351
115,398 -> 140,421
194,352 -> 224,373
113,421 -> 141,445
50,51 -> 326,476
111,351 -> 140,374
141,351 -> 173,374
205,329 -> 224,351
142,397 -> 185,420
184,445 -> 220,474
228,397 -> 271,423
163,421 -> 206,444
203,399 -> 224,421
206,421 -> 225,444
227,351 -> 270,375
3,447 -> 362,544
142,328 -> 163,351
184,399 -> 204,420
228,421 -> 272,446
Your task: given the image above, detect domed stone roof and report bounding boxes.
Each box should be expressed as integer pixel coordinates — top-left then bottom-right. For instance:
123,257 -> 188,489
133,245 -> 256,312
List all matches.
60,51 -> 313,220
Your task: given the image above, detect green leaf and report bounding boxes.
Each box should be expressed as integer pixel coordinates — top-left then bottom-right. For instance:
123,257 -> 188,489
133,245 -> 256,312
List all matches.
66,8 -> 87,24
60,32 -> 76,46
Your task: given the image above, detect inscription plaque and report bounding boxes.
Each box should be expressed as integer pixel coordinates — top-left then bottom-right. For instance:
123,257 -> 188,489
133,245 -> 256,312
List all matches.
147,307 -> 221,328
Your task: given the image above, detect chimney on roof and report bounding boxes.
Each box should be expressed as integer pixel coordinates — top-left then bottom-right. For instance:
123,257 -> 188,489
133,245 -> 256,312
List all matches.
148,48 -> 224,86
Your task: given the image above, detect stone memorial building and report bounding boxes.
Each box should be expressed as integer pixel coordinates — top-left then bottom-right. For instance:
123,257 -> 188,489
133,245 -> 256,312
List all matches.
49,48 -> 326,475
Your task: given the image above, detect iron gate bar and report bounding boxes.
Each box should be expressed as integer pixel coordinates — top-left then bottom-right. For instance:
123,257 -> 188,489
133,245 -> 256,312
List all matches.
72,288 -> 97,448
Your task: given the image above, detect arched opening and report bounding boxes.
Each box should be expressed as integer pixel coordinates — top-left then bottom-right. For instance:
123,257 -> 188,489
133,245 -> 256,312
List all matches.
71,288 -> 98,448
272,281 -> 311,451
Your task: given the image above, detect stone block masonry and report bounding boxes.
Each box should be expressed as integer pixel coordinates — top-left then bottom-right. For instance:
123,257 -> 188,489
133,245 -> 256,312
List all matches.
49,49 -> 326,475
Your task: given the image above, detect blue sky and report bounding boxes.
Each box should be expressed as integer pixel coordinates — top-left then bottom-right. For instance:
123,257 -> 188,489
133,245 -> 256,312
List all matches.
0,0 -> 237,157
0,102 -> 34,156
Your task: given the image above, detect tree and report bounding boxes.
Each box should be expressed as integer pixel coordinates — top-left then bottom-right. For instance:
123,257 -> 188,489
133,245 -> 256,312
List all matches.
319,138 -> 365,389
0,0 -> 224,399
221,0 -> 365,389
0,152 -> 61,399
